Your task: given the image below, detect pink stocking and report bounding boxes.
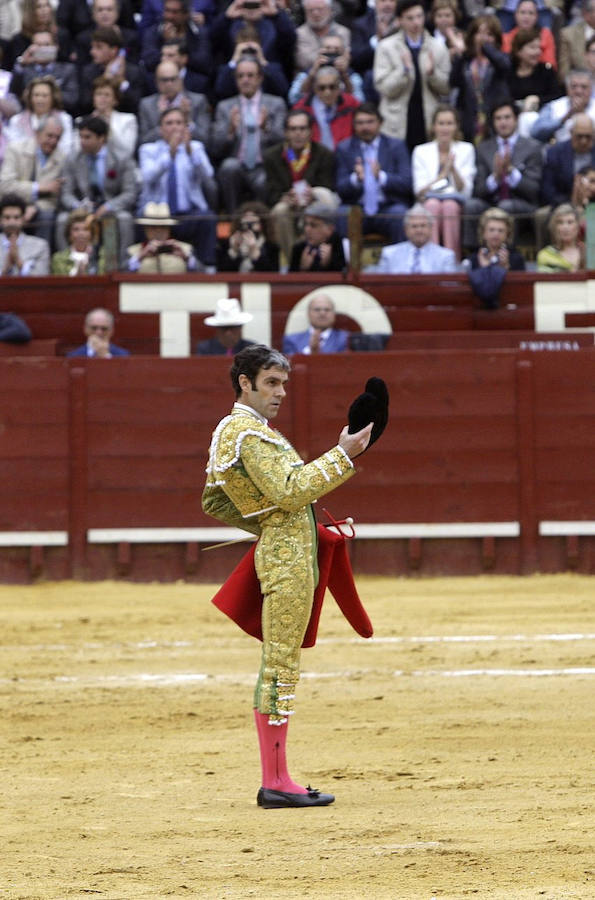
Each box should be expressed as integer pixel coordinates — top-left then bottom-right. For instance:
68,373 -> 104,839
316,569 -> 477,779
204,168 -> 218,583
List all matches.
254,709 -> 307,794
441,199 -> 462,261
423,198 -> 442,245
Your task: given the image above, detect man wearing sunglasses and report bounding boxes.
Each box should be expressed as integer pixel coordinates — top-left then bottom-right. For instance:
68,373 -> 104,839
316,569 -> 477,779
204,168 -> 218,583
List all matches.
68,307 -> 130,357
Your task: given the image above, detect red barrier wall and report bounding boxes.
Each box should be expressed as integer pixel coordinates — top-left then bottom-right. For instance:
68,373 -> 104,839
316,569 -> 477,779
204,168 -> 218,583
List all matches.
0,351 -> 593,582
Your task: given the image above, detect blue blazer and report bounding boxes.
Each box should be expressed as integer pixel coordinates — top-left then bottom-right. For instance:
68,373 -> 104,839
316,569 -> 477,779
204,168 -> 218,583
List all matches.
541,140 -> 595,207
68,343 -> 130,357
283,328 -> 349,355
335,134 -> 412,207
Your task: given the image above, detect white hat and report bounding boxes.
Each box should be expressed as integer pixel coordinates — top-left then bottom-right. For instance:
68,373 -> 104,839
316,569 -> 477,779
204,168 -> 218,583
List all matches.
135,202 -> 178,226
204,298 -> 253,327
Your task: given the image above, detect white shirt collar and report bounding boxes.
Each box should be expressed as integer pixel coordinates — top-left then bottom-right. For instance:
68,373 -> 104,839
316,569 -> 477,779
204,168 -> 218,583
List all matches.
233,401 -> 268,425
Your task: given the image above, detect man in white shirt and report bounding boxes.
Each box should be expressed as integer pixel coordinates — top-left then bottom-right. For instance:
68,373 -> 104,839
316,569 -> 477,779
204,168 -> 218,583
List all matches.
138,106 -> 217,268
374,203 -> 457,273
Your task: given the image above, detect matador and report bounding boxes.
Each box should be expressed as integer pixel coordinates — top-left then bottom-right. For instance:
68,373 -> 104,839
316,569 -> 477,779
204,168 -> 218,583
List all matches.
202,344 -> 374,809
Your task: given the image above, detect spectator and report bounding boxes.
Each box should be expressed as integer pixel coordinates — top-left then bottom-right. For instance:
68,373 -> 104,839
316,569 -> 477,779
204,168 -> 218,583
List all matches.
541,114 -> 595,209
155,36 -> 217,96
263,108 -> 337,267
536,203 -> 585,272
468,206 -> 526,270
0,115 -> 65,247
79,26 -> 143,116
195,297 -> 254,356
572,163 -> 595,236
289,33 -> 364,105
141,0 -> 213,95
67,306 -> 130,357
295,0 -> 350,74
412,103 -> 476,260
4,0 -> 59,70
501,0 -> 557,69
506,27 -> 561,118
58,115 -> 137,261
430,0 -> 463,60
530,70 -> 595,144
559,0 -> 595,82
139,0 -> 218,33
0,192 -> 50,276
491,0 -> 558,32
5,74 -> 73,155
212,24 -> 289,101
374,203 -> 457,272
58,0 -> 138,65
9,29 -> 78,116
138,106 -> 217,270
0,47 -> 20,126
75,75 -> 138,160
448,15 -> 511,144
293,65 -> 359,151
211,57 -> 286,213
464,100 -> 542,248
0,1 -> 22,47
288,201 -> 345,272
282,292 -> 348,354
0,311 -> 32,343
216,200 -> 279,272
351,0 -> 398,101
210,0 -> 296,83
51,207 -> 105,274
373,0 -> 451,153
336,101 -> 411,245
127,202 -> 198,273
138,59 -> 210,146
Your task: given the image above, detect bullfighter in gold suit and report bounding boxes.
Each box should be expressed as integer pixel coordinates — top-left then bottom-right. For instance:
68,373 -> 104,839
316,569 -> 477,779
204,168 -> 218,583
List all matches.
202,345 -> 373,809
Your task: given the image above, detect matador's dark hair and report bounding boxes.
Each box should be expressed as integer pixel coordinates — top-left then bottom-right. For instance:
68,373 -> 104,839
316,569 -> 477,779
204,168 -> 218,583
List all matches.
231,345 -> 290,397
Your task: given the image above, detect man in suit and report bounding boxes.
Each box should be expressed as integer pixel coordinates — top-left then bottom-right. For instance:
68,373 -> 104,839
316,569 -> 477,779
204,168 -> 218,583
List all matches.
68,307 -> 130,358
195,297 -> 254,355
211,58 -> 286,213
0,312 -> 31,343
0,116 -> 66,248
283,293 -> 348,354
542,114 -> 595,208
464,100 -> 542,248
138,59 -> 210,146
336,101 -> 411,244
350,0 -> 398,100
58,115 -> 137,260
79,26 -> 143,115
57,0 -> 137,64
559,0 -> 595,81
530,70 -> 595,145
263,109 -> 337,266
141,0 -> 212,95
138,106 -> 217,268
0,193 -> 50,277
374,204 -> 457,273
288,202 -> 346,272
210,0 -> 295,82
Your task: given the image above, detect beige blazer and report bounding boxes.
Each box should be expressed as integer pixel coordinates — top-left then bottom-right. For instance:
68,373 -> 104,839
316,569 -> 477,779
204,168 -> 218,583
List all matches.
0,138 -> 66,210
558,21 -> 588,81
373,30 -> 451,141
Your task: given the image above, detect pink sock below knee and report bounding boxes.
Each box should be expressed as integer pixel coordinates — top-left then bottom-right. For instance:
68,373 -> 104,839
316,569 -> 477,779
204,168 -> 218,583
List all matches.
254,709 -> 308,794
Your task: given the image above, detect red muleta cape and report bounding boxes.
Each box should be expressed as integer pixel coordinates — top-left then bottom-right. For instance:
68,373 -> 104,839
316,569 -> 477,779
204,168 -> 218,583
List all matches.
211,523 -> 373,648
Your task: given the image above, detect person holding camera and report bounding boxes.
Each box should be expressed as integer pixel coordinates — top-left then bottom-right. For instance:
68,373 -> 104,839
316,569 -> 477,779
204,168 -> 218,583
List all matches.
10,30 -> 79,117
216,200 -> 279,272
141,0 -> 213,96
211,57 -> 286,213
126,201 -> 197,273
212,24 -> 289,101
289,33 -> 364,104
210,0 -> 296,82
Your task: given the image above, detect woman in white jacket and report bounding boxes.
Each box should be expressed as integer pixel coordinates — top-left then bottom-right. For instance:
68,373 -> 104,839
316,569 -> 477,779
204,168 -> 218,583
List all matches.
412,104 -> 476,261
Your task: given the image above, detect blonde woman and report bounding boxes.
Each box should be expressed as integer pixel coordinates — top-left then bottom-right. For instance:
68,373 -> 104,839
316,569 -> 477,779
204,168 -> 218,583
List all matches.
412,103 -> 475,260
537,204 -> 585,273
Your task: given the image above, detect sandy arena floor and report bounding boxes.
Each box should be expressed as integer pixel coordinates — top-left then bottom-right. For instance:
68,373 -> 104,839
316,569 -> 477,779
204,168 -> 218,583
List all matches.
2,574 -> 594,900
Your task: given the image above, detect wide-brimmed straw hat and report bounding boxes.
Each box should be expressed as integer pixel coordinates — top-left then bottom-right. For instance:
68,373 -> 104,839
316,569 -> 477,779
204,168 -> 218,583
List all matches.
204,298 -> 253,327
135,202 -> 178,226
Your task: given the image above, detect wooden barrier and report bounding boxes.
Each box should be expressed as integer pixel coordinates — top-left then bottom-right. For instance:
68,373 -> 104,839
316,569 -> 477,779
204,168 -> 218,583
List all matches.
0,351 -> 593,582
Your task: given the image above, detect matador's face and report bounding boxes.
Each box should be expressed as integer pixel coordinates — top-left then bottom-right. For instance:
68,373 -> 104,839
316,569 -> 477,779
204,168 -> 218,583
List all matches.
240,365 -> 288,421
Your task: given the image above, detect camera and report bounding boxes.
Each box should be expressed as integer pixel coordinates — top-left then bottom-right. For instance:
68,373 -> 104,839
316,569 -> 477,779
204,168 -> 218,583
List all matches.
158,243 -> 174,253
34,45 -> 57,63
240,47 -> 258,59
240,222 -> 258,233
324,52 -> 340,62
243,1 -> 261,8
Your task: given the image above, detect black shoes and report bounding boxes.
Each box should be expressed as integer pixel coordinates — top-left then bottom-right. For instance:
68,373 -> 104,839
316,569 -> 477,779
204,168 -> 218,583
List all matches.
257,786 -> 335,809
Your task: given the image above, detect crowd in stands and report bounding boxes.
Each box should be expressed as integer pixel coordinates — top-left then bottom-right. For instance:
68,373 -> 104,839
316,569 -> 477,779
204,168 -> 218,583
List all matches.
0,0 -> 594,281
